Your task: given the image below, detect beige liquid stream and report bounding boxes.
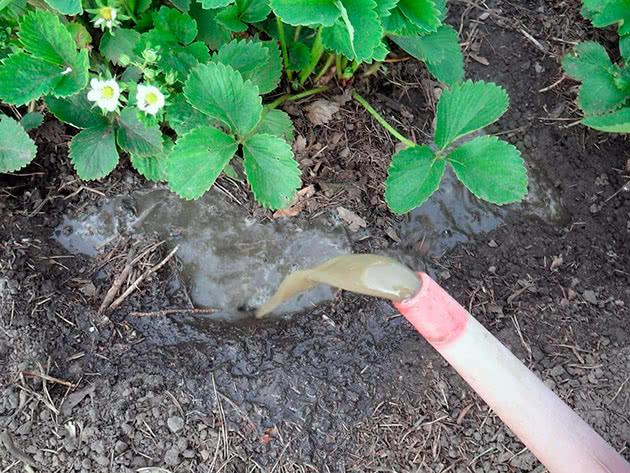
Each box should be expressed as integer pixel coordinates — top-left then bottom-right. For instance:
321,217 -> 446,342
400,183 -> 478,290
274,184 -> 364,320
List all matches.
256,254 -> 422,317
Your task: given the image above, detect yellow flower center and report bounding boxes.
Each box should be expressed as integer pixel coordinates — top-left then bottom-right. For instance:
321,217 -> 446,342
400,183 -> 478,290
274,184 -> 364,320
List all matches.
145,92 -> 159,105
102,86 -> 115,99
100,7 -> 113,20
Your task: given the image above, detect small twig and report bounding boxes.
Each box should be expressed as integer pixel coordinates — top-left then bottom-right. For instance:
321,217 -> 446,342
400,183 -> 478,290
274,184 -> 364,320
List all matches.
98,245 -> 138,314
520,28 -> 547,54
129,308 -> 220,317
21,370 -> 77,389
0,431 -> 36,467
108,245 -> 179,311
539,75 -> 566,93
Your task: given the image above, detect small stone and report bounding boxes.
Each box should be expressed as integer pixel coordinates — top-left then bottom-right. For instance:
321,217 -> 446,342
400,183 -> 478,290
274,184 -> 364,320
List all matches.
94,455 -> 109,467
164,447 -> 180,466
488,240 -> 498,248
182,449 -> 195,458
114,440 -> 128,454
167,416 -> 184,433
583,290 -> 597,305
550,365 -> 565,377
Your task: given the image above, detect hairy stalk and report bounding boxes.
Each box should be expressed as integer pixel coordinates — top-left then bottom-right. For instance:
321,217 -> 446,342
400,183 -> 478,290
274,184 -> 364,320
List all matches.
299,27 -> 324,85
265,86 -> 330,111
352,91 -> 416,148
314,54 -> 335,83
276,17 -> 292,82
362,62 -> 382,77
335,54 -> 342,80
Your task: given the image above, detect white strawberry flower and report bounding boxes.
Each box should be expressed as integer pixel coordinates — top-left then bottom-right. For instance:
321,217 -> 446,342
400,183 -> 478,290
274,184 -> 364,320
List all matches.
136,84 -> 165,116
93,6 -> 119,31
87,78 -> 121,112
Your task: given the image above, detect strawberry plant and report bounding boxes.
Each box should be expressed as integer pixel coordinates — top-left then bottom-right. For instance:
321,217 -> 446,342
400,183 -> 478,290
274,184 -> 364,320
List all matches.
562,0 -> 630,132
0,0 -> 476,210
354,81 -> 528,214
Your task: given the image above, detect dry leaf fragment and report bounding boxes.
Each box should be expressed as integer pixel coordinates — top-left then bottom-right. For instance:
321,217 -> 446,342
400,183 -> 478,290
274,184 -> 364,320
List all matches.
550,255 -> 563,272
337,206 -> 367,232
470,54 -> 489,65
305,99 -> 340,125
273,185 -> 316,218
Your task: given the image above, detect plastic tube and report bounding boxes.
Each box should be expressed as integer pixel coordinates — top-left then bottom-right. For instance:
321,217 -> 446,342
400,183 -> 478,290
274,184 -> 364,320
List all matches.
394,273 -> 630,473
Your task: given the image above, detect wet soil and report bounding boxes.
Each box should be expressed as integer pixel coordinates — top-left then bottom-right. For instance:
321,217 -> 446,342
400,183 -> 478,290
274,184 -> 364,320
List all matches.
1,1 -> 629,471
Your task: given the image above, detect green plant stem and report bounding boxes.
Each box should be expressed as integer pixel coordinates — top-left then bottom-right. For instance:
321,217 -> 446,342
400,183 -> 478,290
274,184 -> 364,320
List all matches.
314,54 -> 335,83
362,62 -> 382,78
299,27 -> 324,85
335,54 -> 342,80
266,86 -> 330,111
293,25 -> 302,42
277,17 -> 292,82
352,91 -> 415,148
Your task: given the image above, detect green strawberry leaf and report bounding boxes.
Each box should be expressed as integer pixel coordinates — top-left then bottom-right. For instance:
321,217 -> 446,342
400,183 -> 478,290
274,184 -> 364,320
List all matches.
390,25 -> 463,85
213,38 -> 268,83
216,5 -> 247,31
117,107 -> 163,157
448,135 -> 527,204
69,124 -> 120,180
156,42 -> 210,82
67,22 -> 92,49
19,112 -> 44,131
621,35 -> 630,61
384,145 -> 444,214
0,115 -> 37,173
288,41 -> 311,71
100,29 -> 142,66
581,106 -> 630,132
19,10 -> 78,66
582,0 -> 630,35
190,2 -> 232,50
166,95 -> 217,136
256,109 -> 295,143
131,139 -> 173,182
562,41 -> 628,115
213,39 -> 282,94
256,41 -> 283,94
46,92 -> 107,129
375,0 -> 398,18
184,62 -> 263,136
242,133 -> 301,209
0,53 -> 61,105
42,0 -> 82,15
434,80 -> 509,149
270,0 -> 341,26
167,126 -> 238,199
171,0 -> 191,12
397,0 -> 440,33
51,49 -> 89,97
199,0 -> 234,8
216,0 -> 271,31
153,6 -> 198,45
322,0 -> 383,62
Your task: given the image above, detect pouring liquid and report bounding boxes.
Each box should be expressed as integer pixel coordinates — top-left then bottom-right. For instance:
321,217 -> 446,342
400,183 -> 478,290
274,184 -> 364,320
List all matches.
256,254 -> 421,317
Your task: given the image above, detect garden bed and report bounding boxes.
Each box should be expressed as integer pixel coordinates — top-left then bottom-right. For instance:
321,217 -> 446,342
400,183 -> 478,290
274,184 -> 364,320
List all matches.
1,1 -> 629,471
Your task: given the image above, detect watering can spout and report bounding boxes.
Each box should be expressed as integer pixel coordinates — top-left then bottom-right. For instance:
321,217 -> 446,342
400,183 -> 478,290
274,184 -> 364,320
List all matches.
395,273 -> 630,473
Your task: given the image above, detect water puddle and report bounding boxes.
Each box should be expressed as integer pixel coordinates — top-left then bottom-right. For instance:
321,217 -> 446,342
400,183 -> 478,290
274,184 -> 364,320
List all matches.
54,159 -> 565,320
54,189 -> 351,319
399,163 -> 567,255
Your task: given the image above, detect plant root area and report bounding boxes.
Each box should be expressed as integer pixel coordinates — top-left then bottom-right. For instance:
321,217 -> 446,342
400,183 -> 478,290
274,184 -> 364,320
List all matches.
1,1 -> 628,471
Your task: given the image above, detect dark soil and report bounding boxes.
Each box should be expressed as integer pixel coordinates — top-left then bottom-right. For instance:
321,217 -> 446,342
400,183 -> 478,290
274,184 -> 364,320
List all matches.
1,1 -> 629,472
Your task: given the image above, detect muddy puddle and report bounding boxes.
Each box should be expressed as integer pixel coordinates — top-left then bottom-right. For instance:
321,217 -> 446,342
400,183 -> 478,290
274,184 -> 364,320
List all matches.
55,188 -> 351,320
400,163 -> 567,254
54,161 -> 565,320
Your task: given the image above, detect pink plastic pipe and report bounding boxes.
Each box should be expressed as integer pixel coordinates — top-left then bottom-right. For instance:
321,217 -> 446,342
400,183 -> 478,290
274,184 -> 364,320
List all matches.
394,273 -> 630,473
